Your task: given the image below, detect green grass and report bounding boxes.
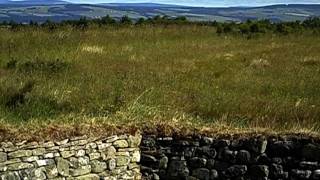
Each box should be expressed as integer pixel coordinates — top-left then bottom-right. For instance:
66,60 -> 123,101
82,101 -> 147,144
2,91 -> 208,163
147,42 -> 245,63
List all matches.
0,25 -> 320,136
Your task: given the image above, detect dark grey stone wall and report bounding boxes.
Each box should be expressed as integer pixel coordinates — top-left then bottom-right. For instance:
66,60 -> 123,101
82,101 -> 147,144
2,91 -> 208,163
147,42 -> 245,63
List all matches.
140,135 -> 320,180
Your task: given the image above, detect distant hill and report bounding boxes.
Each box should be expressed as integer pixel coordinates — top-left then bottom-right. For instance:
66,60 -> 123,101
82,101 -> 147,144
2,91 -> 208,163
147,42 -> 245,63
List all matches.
0,3 -> 319,23
0,0 -> 69,5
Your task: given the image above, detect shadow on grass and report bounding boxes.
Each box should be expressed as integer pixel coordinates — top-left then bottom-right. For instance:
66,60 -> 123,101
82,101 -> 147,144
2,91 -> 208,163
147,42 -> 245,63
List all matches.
0,81 -> 71,122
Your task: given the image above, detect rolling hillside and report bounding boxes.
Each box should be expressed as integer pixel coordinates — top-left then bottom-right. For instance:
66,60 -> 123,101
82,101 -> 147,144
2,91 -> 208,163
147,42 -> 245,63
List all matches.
0,2 -> 319,23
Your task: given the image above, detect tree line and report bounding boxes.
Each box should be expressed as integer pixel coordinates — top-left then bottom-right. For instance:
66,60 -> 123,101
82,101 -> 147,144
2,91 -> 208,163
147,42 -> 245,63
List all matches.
1,15 -> 320,34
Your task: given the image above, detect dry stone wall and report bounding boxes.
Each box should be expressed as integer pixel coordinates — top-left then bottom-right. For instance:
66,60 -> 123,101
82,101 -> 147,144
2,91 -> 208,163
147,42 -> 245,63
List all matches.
3,133 -> 320,180
140,135 -> 320,180
0,134 -> 142,180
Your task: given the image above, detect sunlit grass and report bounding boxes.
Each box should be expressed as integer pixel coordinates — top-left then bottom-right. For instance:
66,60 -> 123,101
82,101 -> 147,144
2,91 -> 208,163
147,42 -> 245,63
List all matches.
0,25 -> 319,138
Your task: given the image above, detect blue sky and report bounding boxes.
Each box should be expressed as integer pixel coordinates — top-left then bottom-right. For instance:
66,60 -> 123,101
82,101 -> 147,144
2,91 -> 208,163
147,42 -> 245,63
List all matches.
65,0 -> 320,7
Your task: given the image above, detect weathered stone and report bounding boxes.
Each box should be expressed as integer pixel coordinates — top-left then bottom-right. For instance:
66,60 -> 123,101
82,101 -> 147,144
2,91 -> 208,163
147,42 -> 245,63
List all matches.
0,152 -> 7,163
32,148 -> 46,156
70,165 -> 91,176
256,153 -> 271,164
91,160 -> 107,173
48,146 -> 60,151
116,156 -> 130,166
45,164 -> 59,178
19,168 -> 33,179
119,148 -> 139,152
98,143 -> 111,150
213,161 -> 229,171
201,137 -> 214,146
189,157 -> 207,168
44,152 -> 60,158
250,165 -> 269,178
206,159 -> 215,169
270,164 -> 288,179
57,157 -> 70,176
89,152 -> 101,160
236,150 -> 251,164
131,151 -> 141,163
56,139 -> 69,146
196,146 -> 217,158
215,140 -> 230,148
31,167 -> 46,179
107,159 -> 116,170
61,150 -> 75,158
85,142 -> 97,150
116,151 -> 130,156
268,141 -> 296,157
291,169 -> 312,179
71,140 -> 88,146
220,148 -> 237,163
7,162 -> 34,171
0,165 -> 7,172
1,171 -> 21,180
224,165 -> 247,178
36,159 -> 55,167
300,161 -> 318,170
76,149 -> 86,157
128,163 -> 139,170
210,169 -> 219,179
0,158 -> 21,166
43,152 -> 54,158
70,146 -> 85,151
113,140 -> 129,148
25,141 -> 39,149
141,154 -> 157,168
248,139 -> 267,154
167,160 -> 189,178
192,168 -> 210,180
69,156 -> 90,168
43,141 -> 55,148
272,157 -> 283,164
128,134 -> 142,148
22,156 -> 39,162
8,150 -> 32,158
102,146 -> 116,160
313,169 -> 320,179
159,156 -> 168,169
73,174 -> 100,180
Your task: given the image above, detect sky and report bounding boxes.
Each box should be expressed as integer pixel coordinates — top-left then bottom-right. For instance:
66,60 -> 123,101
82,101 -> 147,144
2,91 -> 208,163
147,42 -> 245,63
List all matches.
65,0 -> 320,7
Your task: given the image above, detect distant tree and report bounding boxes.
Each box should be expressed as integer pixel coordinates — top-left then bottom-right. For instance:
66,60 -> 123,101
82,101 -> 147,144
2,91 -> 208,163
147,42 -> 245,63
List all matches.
77,17 -> 89,29
174,16 -> 187,23
1,20 -> 8,26
42,19 -> 57,30
29,20 -> 38,27
239,23 -> 250,34
276,23 -> 291,34
222,23 -> 234,33
101,15 -> 116,25
302,17 -> 320,29
216,24 -> 223,34
120,15 -> 132,25
136,18 -> 146,25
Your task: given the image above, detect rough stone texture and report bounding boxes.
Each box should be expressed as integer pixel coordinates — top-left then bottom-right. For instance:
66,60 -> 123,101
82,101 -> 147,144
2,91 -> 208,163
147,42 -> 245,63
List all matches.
141,135 -> 320,180
0,134 -> 141,179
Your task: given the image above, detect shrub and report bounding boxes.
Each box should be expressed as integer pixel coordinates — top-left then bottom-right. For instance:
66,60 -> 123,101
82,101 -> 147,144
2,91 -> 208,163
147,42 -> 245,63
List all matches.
120,15 -> 132,25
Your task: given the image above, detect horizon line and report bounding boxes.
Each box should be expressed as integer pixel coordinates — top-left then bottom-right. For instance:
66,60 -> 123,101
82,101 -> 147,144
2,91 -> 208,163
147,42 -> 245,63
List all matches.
4,1 -> 320,8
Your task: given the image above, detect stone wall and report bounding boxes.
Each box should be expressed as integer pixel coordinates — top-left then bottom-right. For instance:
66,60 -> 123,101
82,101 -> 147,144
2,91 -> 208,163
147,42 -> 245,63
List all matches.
0,134 -> 142,180
140,135 -> 320,180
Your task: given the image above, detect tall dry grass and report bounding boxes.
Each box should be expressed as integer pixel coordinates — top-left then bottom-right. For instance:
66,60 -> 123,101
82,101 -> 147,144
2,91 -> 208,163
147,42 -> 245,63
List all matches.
0,25 -> 319,135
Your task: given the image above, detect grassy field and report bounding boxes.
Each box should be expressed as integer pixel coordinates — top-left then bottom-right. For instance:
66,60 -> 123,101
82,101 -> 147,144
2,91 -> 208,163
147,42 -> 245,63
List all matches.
0,25 -> 320,139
